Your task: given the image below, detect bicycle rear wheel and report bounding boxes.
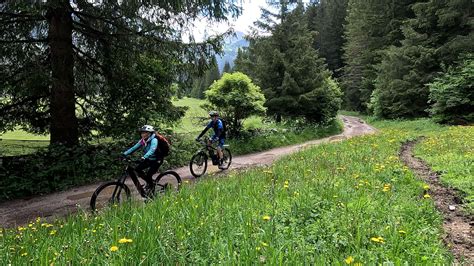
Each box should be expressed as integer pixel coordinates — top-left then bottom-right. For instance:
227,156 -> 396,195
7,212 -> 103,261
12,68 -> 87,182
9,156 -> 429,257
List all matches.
90,181 -> 131,211
190,152 -> 208,178
154,171 -> 182,194
220,148 -> 232,170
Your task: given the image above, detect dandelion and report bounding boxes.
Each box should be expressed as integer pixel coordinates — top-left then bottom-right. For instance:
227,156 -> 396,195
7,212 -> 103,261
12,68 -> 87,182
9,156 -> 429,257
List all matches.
423,184 -> 430,190
345,256 -> 354,264
118,238 -> 133,244
261,242 -> 268,247
382,184 -> 391,192
398,230 -> 407,235
423,194 -> 431,199
49,230 -> 57,235
370,236 -> 384,243
18,226 -> 26,231
21,252 -> 28,257
110,246 -> 119,252
262,215 -> 271,221
256,246 -> 261,251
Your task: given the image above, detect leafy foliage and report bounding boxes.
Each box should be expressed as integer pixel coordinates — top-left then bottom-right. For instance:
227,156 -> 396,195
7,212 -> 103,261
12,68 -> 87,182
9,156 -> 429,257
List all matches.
203,72 -> 266,136
428,55 -> 474,124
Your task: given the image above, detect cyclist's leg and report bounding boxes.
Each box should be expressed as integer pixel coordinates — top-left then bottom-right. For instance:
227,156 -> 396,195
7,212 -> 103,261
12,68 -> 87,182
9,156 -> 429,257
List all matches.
217,138 -> 225,160
145,160 -> 160,184
136,159 -> 155,186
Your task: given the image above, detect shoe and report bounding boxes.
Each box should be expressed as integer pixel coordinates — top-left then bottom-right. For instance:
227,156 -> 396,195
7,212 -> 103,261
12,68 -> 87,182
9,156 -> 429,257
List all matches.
218,162 -> 225,170
141,184 -> 155,198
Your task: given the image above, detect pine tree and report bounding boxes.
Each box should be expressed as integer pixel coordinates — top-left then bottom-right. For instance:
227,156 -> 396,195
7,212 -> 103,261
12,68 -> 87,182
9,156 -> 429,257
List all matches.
0,1 -> 240,145
223,61 -> 232,74
341,0 -> 415,112
371,0 -> 474,119
307,0 -> 348,76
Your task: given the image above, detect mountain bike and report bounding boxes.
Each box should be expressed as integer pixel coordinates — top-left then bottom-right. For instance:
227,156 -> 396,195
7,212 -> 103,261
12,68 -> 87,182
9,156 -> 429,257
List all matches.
189,138 -> 232,178
90,158 -> 181,211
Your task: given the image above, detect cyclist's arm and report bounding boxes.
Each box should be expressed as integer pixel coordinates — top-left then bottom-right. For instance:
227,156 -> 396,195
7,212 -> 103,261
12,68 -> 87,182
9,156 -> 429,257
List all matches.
123,141 -> 141,156
143,138 -> 158,159
197,122 -> 212,139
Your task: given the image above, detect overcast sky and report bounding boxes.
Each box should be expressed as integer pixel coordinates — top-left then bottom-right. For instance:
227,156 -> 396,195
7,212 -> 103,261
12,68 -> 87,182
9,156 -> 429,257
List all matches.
191,0 -> 272,41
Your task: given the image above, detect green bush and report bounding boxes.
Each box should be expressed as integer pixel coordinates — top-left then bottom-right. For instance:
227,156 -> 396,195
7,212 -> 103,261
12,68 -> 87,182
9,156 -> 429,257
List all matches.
203,72 -> 266,136
428,55 -> 474,124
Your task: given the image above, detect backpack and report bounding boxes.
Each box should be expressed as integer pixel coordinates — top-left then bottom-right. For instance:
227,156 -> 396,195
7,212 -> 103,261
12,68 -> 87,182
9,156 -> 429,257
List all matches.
213,118 -> 227,138
154,133 -> 170,157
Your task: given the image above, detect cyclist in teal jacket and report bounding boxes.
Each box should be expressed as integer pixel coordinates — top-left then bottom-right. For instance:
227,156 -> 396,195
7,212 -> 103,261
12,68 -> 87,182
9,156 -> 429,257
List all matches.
122,125 -> 161,197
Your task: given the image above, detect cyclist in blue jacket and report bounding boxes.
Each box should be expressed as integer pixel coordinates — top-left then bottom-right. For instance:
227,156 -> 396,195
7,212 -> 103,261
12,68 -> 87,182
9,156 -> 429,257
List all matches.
122,125 -> 161,197
196,111 -> 226,169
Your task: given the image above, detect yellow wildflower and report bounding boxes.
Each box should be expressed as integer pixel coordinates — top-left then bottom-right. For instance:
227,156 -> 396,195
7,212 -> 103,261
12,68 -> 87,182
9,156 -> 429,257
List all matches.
262,215 -> 271,221
423,194 -> 431,199
398,230 -> 407,235
49,230 -> 57,235
345,256 -> 354,264
110,246 -> 119,252
370,236 -> 384,243
18,226 -> 26,231
382,184 -> 391,192
21,252 -> 28,257
261,242 -> 268,247
118,238 -> 133,244
423,184 -> 430,190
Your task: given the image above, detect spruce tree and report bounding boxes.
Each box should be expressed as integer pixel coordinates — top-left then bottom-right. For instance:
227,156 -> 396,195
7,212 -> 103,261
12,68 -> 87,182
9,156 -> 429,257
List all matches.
371,0 -> 473,118
0,0 -> 240,145
341,0 -> 415,112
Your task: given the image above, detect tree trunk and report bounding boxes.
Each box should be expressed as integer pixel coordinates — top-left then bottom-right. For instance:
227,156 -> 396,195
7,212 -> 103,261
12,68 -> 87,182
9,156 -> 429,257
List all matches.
275,114 -> 282,123
47,1 -> 78,146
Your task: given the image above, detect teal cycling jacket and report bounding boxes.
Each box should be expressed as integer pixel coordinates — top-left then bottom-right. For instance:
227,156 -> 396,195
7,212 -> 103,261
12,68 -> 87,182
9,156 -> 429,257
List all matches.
123,134 -> 158,160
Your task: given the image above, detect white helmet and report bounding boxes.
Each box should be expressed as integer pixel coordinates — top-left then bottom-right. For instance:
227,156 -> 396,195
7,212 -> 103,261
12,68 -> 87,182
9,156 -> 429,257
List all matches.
138,125 -> 155,133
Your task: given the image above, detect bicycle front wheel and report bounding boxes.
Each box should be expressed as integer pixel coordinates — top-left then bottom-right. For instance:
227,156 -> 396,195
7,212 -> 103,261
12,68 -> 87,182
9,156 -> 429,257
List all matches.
190,152 -> 208,178
154,171 -> 182,194
90,181 -> 131,211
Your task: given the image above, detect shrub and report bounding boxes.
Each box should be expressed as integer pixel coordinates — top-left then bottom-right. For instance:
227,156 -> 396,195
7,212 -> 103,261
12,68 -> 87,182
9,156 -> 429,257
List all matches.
428,55 -> 474,124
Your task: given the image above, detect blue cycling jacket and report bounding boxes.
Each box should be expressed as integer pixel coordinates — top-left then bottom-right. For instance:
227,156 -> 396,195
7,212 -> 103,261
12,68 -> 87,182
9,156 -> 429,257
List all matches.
207,119 -> 224,141
123,134 -> 158,160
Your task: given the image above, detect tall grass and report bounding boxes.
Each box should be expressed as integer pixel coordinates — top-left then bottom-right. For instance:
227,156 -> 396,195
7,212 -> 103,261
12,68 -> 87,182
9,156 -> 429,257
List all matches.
0,120 -> 453,265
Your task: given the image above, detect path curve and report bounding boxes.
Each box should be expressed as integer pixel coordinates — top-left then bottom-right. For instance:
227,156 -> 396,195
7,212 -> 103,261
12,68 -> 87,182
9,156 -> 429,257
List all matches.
0,115 -> 376,228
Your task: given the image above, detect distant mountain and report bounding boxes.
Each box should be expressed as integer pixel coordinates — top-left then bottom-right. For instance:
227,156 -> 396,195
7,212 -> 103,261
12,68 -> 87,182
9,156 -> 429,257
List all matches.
216,31 -> 249,73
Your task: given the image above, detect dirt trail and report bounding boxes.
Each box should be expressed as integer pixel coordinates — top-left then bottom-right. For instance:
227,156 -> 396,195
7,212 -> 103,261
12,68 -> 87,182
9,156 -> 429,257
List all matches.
400,139 -> 473,263
0,115 -> 376,228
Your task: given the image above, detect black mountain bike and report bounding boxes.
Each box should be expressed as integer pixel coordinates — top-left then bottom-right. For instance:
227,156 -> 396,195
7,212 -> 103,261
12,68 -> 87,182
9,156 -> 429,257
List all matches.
90,158 -> 181,211
189,138 -> 232,178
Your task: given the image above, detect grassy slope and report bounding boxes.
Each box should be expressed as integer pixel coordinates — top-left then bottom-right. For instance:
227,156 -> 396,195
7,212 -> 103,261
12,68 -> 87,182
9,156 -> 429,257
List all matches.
0,119 -> 455,265
414,126 -> 474,213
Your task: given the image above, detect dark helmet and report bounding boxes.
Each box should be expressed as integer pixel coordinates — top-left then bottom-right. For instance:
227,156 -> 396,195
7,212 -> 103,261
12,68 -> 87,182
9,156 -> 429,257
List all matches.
209,111 -> 219,117
138,125 -> 155,133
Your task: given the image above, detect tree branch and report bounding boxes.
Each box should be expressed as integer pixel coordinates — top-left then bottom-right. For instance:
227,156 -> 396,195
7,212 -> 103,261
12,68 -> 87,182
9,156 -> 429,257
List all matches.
0,95 -> 48,113
0,38 -> 48,44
